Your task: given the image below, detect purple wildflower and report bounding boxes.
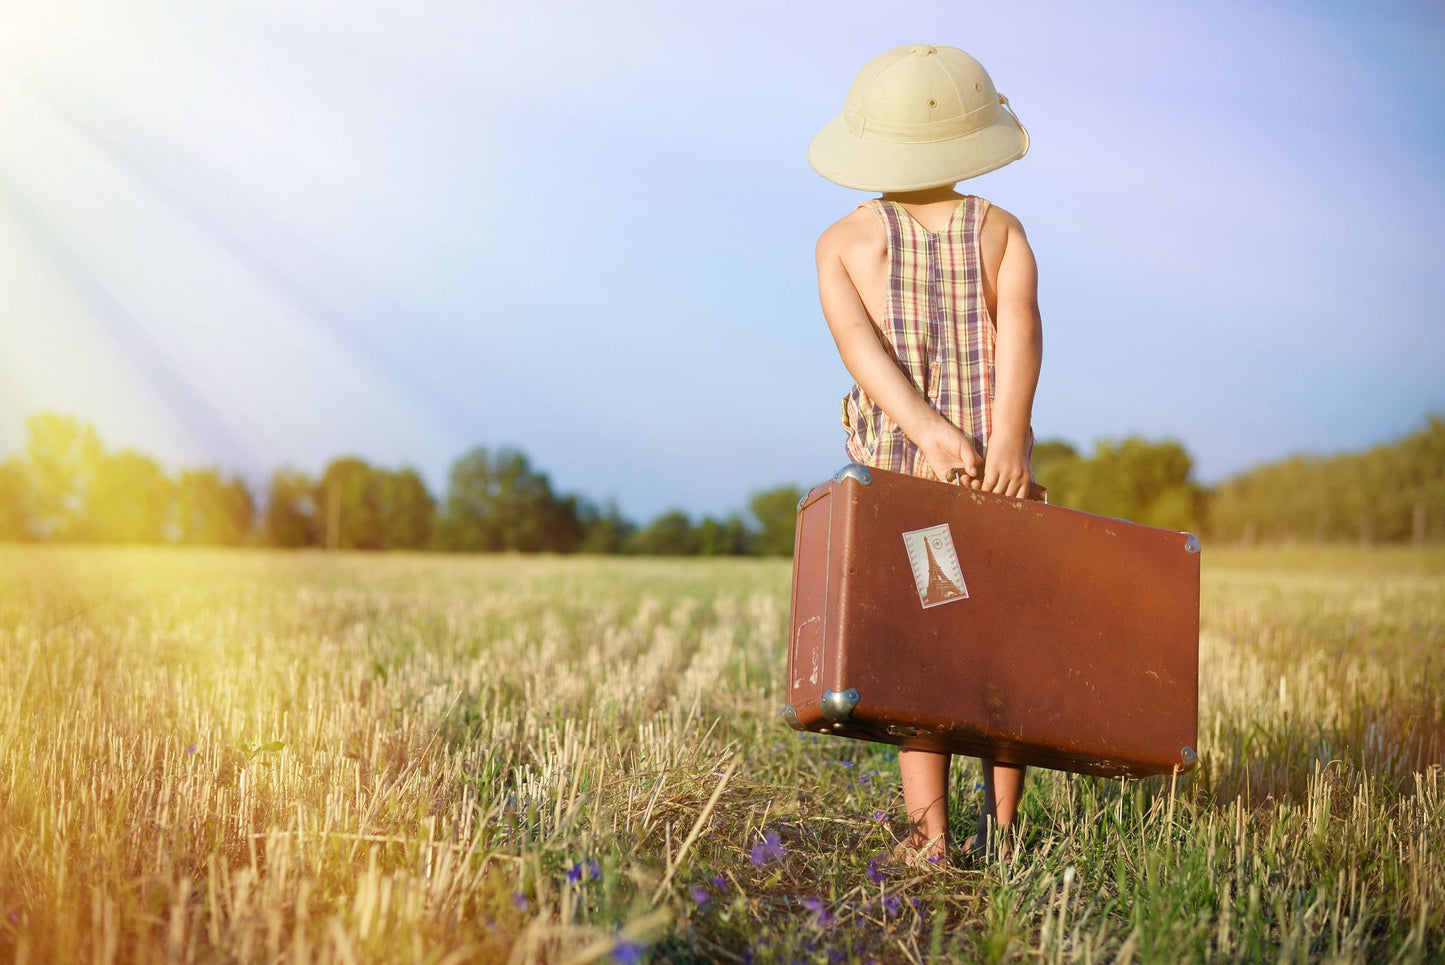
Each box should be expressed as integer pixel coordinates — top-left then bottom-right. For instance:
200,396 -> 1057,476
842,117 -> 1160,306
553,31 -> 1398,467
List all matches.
712,875 -> 727,891
839,760 -> 855,768
749,831 -> 787,867
690,886 -> 709,907
857,774 -> 872,786
866,858 -> 884,885
802,897 -> 835,928
184,744 -> 197,756
872,811 -> 888,822
612,936 -> 645,964
513,893 -> 529,912
882,895 -> 901,917
567,859 -> 601,883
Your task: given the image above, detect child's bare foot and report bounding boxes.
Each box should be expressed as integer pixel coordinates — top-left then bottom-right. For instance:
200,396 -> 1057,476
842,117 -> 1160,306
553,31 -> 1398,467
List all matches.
890,834 -> 948,869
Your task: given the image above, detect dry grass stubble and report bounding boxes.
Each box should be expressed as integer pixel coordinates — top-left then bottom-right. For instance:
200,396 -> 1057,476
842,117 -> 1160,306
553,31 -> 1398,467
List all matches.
0,545 -> 1440,962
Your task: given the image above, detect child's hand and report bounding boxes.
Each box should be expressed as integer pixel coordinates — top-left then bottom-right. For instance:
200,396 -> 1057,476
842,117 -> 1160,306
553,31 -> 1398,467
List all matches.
917,423 -> 982,486
981,435 -> 1032,498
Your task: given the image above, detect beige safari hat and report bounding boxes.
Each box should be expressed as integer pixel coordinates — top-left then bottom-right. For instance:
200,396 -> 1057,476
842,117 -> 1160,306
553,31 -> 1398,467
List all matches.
809,44 -> 1029,192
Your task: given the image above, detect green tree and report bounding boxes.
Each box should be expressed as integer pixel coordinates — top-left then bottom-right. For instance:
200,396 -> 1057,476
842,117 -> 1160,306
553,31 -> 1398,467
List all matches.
540,494 -> 589,554
317,456 -> 386,549
577,498 -> 635,554
312,459 -> 436,550
1398,415 -> 1445,542
626,510 -> 699,556
749,485 -> 804,557
379,467 -> 435,550
1211,455 -> 1332,543
86,449 -> 173,543
696,515 -> 752,556
1029,439 -> 1081,494
441,447 -> 583,552
265,468 -> 318,547
1043,436 -> 1204,533
176,468 -> 254,545
21,412 -> 101,540
0,457 -> 29,540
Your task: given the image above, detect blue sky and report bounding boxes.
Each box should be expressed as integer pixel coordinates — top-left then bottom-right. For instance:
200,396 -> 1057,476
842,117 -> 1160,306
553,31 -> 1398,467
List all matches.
1,1 -> 1442,521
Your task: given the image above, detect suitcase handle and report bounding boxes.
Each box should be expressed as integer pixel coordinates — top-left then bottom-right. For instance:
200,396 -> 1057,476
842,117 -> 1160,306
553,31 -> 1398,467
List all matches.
944,469 -> 1048,504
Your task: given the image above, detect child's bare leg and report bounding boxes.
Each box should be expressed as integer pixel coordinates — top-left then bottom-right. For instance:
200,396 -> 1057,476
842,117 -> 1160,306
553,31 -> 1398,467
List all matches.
971,758 -> 1027,855
897,747 -> 950,860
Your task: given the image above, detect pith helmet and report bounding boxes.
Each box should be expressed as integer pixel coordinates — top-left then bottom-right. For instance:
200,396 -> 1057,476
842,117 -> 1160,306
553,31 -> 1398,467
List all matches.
808,44 -> 1029,192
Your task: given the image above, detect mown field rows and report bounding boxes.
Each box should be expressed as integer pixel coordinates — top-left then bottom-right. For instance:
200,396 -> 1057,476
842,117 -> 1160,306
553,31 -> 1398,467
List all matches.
0,545 -> 1441,963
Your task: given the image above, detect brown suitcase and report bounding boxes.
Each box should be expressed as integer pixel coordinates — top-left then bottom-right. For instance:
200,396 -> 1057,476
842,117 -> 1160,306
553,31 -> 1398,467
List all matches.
784,463 -> 1200,778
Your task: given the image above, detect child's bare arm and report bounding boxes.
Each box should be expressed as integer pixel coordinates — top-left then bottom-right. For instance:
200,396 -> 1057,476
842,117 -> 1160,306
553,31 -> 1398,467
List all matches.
817,220 -> 982,483
982,211 -> 1043,498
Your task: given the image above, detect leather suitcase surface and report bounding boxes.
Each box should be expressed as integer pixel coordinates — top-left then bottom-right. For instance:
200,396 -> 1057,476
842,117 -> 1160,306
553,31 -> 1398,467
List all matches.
784,464 -> 1200,778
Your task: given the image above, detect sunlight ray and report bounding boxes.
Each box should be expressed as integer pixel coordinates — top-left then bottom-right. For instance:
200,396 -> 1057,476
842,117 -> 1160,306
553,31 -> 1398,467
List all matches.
0,168 -> 246,463
28,78 -> 483,449
0,76 -> 456,474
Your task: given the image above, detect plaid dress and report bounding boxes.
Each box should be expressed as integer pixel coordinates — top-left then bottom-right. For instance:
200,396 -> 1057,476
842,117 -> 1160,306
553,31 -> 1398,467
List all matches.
843,196 -> 997,480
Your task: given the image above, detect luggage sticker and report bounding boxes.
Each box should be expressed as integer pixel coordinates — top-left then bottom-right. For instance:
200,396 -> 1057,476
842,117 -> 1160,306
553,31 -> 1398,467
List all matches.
901,524 -> 969,609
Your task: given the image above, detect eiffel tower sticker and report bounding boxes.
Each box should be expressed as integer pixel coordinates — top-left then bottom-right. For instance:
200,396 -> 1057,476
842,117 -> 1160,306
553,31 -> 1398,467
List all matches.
902,523 -> 969,609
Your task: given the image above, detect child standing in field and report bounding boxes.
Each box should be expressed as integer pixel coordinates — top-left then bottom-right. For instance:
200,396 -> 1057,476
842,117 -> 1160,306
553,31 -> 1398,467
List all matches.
809,44 -> 1042,864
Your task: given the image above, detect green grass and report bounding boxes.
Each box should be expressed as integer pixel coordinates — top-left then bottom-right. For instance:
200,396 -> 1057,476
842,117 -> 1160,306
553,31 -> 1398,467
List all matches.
0,544 -> 1440,963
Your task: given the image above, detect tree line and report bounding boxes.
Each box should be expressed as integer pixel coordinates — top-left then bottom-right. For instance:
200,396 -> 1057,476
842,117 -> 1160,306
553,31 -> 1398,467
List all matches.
1,411 -> 1440,552
1208,415 -> 1444,545
1029,416 -> 1442,546
0,413 -> 800,555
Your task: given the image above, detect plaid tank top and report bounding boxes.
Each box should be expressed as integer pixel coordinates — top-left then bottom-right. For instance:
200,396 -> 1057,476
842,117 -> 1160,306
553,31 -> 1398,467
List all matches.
842,196 -> 996,480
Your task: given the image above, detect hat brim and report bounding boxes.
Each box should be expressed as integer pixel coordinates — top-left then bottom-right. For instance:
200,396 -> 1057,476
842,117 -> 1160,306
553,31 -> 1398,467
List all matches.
807,110 -> 1028,192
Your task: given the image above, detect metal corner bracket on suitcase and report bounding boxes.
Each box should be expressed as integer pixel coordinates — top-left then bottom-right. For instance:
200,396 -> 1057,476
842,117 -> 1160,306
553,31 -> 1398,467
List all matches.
784,463 -> 1201,779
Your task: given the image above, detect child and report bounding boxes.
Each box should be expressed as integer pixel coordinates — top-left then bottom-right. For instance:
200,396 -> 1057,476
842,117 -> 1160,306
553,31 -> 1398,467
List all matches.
808,44 -> 1043,863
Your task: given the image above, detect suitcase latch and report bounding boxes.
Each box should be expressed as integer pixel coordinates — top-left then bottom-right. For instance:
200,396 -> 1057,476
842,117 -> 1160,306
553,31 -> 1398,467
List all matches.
820,688 -> 861,722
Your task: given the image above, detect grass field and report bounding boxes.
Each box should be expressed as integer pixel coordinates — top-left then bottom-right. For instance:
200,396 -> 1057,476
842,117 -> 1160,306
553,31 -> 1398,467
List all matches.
0,544 -> 1441,963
